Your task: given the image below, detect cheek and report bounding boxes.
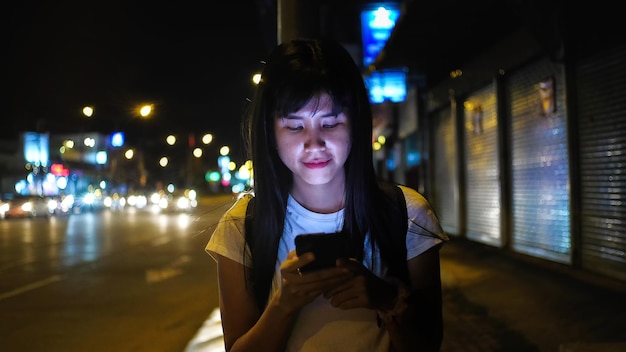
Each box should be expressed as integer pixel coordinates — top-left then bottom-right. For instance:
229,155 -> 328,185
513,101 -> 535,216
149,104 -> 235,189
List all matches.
339,139 -> 352,160
274,134 -> 297,162
275,131 -> 292,150
332,130 -> 352,154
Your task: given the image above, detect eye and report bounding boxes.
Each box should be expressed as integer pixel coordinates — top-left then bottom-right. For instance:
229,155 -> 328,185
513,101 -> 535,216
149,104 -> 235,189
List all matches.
284,122 -> 303,131
322,123 -> 339,129
279,117 -> 304,131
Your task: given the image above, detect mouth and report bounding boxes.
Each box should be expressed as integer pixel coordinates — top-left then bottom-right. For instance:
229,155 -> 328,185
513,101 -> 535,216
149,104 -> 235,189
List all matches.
303,160 -> 330,169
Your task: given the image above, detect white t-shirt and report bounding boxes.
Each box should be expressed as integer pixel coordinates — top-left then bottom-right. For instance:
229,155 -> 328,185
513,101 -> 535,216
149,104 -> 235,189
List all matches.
206,185 -> 447,352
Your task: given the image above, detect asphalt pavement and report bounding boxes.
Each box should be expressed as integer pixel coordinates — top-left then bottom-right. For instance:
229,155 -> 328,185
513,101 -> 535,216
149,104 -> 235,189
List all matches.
439,238 -> 626,352
185,234 -> 626,352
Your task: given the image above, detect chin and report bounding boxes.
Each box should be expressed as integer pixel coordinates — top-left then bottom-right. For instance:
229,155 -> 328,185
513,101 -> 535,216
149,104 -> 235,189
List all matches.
302,173 -> 338,186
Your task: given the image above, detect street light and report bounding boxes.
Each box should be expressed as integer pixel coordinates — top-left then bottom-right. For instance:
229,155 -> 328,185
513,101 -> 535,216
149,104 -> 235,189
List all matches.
82,106 -> 94,118
125,149 -> 134,159
252,73 -> 261,85
138,104 -> 153,119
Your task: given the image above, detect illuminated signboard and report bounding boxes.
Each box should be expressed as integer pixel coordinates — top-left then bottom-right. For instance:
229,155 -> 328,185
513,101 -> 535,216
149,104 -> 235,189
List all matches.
360,3 -> 400,68
364,68 -> 408,104
110,132 -> 125,147
23,132 -> 50,166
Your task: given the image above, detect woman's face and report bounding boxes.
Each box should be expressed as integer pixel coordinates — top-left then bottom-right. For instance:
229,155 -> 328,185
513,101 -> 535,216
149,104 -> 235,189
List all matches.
274,94 -> 351,188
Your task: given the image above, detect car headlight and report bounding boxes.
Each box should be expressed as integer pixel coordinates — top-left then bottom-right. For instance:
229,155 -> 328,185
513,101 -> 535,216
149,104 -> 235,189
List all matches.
83,193 -> 95,205
48,199 -> 58,211
176,197 -> 190,209
22,202 -> 33,212
62,195 -> 74,208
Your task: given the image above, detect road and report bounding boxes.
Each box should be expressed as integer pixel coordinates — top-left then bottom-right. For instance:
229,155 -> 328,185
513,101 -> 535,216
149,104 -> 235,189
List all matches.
0,194 -> 235,352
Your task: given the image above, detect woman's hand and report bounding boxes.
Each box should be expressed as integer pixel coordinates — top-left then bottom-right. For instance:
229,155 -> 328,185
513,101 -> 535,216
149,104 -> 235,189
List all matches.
275,250 -> 353,314
322,258 -> 398,312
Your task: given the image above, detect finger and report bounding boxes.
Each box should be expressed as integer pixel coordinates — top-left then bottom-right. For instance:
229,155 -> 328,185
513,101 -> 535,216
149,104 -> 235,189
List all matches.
286,250 -> 297,260
336,257 -> 364,272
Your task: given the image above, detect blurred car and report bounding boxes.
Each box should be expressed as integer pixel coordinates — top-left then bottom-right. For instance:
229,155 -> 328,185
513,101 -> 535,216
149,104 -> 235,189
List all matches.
48,194 -> 76,216
103,193 -> 126,211
126,193 -> 149,210
1,194 -> 55,219
155,189 -> 198,213
71,192 -> 104,214
0,199 -> 8,219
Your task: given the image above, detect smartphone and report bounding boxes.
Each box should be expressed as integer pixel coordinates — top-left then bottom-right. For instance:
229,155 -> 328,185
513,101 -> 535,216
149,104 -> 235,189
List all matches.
295,232 -> 350,273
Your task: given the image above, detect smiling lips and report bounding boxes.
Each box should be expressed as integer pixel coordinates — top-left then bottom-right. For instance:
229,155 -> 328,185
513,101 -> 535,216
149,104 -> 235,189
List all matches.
303,160 -> 330,169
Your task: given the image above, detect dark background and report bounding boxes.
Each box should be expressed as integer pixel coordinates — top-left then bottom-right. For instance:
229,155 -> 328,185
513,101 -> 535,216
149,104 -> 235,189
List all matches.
2,0 -> 277,159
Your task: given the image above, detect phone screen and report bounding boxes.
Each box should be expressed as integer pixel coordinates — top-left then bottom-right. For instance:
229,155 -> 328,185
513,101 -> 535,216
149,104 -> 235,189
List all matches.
295,232 -> 349,272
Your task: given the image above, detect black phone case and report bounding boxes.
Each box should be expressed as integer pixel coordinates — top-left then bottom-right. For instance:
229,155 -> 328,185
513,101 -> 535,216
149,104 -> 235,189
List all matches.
295,232 -> 349,272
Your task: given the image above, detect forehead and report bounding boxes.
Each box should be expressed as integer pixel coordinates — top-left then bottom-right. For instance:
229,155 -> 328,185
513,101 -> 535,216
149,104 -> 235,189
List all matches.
287,94 -> 341,117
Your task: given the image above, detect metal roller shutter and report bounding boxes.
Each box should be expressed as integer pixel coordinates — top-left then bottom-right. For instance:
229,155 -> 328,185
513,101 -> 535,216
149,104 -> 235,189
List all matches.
432,106 -> 460,236
576,45 -> 626,280
463,84 -> 502,247
505,58 -> 571,263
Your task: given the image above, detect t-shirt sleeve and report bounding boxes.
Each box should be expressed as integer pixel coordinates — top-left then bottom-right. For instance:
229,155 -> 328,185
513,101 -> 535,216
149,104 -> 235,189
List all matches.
205,194 -> 252,267
399,185 -> 449,260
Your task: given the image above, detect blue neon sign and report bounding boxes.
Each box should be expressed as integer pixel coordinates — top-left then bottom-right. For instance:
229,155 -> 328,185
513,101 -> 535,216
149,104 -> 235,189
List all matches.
360,3 -> 400,67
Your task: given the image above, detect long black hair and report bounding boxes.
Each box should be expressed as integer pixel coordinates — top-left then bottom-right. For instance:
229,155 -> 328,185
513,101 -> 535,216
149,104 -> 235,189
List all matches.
242,38 -> 404,310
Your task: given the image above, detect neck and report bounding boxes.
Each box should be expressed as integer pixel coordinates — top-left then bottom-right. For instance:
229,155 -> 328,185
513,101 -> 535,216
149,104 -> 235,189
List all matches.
290,178 -> 345,214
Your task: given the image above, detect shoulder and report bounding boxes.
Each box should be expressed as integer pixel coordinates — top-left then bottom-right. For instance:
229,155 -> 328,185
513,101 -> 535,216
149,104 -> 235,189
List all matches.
397,185 -> 448,242
231,192 -> 254,217
206,193 -> 253,263
397,185 -> 430,210
216,192 -> 253,225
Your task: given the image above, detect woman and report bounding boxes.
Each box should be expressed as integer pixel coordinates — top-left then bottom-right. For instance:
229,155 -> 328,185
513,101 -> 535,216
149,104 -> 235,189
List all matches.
206,38 -> 448,351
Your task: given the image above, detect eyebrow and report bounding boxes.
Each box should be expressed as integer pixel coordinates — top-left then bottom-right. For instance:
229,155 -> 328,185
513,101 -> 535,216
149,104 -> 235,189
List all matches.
284,112 -> 338,119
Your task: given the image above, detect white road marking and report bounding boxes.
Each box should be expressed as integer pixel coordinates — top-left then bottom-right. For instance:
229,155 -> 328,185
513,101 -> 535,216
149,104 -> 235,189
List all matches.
145,255 -> 191,283
0,275 -> 62,301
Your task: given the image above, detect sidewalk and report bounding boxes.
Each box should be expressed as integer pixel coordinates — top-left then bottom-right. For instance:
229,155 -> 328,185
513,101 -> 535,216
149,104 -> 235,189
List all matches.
186,236 -> 626,352
439,238 -> 626,352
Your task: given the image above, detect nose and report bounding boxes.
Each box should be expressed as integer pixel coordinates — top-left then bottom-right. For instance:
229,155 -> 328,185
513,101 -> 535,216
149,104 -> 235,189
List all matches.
304,129 -> 326,152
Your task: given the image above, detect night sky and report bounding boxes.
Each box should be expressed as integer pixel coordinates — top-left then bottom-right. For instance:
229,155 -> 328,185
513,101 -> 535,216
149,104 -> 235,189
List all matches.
3,0 -> 275,161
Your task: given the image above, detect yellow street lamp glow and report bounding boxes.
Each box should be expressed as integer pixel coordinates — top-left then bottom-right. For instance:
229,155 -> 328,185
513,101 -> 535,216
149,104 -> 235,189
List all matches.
252,73 -> 262,85
193,147 -> 203,158
219,146 -> 230,156
166,135 -> 176,145
202,133 -> 213,144
82,106 -> 94,118
159,157 -> 168,167
125,149 -> 134,159
139,104 -> 153,118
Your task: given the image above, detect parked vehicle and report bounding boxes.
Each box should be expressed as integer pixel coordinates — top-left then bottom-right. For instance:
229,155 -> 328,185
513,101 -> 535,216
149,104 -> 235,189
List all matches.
1,194 -> 55,219
0,199 -> 8,219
